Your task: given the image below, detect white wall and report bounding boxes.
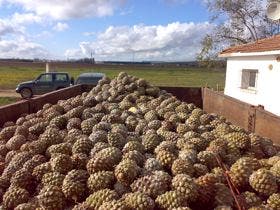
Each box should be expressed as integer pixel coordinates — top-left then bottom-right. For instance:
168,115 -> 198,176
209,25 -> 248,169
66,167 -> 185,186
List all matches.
224,55 -> 280,116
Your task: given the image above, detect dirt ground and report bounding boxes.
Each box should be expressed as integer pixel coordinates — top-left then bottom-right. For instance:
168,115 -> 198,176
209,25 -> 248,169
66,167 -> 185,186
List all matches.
0,90 -> 21,98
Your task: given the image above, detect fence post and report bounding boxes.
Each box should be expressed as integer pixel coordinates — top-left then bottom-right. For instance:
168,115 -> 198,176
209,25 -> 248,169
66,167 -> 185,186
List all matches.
248,106 -> 256,132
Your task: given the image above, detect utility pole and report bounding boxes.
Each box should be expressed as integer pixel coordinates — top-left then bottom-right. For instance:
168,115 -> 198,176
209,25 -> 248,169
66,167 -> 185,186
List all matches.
91,52 -> 95,64
90,52 -> 92,64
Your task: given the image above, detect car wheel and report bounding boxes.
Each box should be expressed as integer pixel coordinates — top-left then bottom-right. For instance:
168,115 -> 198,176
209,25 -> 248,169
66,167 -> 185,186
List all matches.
20,88 -> 33,99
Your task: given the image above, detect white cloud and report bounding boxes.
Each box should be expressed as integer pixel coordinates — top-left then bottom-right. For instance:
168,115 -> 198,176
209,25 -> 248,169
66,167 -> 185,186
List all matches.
0,19 -> 22,36
0,0 -> 125,60
65,48 -> 82,58
11,12 -> 43,25
120,6 -> 133,16
5,0 -> 126,20
0,16 -> 49,59
33,31 -> 53,39
53,22 -> 69,32
0,38 -> 49,59
65,22 -> 214,61
83,32 -> 96,36
0,12 -> 45,40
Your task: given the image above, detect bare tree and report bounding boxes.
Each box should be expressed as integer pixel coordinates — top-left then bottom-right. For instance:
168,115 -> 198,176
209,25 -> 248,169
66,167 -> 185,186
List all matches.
197,0 -> 280,67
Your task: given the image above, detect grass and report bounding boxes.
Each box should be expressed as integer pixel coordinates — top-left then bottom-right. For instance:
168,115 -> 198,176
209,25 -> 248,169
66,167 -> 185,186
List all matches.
0,97 -> 19,106
0,65 -> 225,89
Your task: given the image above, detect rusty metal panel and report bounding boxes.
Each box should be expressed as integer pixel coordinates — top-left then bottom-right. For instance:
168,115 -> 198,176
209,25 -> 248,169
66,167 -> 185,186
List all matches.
255,108 -> 280,144
203,88 -> 252,130
29,85 -> 83,113
203,88 -> 280,144
222,95 -> 254,132
160,87 -> 203,108
0,100 -> 29,127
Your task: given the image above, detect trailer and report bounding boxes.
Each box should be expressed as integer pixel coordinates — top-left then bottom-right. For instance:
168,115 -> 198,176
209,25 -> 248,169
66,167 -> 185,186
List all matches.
0,80 -> 280,210
1,85 -> 279,144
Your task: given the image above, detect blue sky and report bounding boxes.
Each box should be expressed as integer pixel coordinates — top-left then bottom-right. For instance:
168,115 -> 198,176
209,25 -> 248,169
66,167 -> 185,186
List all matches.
0,0 -> 212,61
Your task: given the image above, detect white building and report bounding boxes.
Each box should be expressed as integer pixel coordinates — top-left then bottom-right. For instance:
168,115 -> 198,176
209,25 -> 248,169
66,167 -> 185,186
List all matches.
219,35 -> 280,116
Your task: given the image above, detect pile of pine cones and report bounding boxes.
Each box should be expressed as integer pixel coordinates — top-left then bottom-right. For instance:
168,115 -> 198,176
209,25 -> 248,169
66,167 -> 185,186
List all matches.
0,72 -> 279,210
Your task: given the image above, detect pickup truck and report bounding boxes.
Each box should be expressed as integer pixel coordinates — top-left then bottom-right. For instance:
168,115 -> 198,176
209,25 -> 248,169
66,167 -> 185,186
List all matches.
16,72 -> 73,99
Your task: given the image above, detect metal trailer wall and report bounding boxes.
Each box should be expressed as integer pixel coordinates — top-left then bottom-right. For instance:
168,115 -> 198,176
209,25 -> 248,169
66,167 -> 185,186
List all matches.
202,88 -> 254,131
160,87 -> 203,108
0,86 -> 202,127
254,109 -> 280,144
0,100 -> 30,127
0,85 -> 91,127
203,88 -> 280,144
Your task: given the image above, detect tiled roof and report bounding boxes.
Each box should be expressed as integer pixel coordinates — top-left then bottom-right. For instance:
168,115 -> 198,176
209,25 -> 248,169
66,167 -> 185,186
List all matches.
220,35 -> 280,55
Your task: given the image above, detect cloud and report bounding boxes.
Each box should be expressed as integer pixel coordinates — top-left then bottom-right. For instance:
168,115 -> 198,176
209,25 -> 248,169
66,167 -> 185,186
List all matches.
11,12 -> 43,25
0,11 -> 54,59
0,19 -> 22,36
120,6 -> 133,16
0,12 -> 51,59
0,38 -> 49,59
65,48 -> 82,58
5,0 -> 126,20
0,14 -> 49,59
0,12 -> 45,40
53,22 -> 69,32
33,31 -> 53,39
65,22 -> 214,61
83,32 -> 96,36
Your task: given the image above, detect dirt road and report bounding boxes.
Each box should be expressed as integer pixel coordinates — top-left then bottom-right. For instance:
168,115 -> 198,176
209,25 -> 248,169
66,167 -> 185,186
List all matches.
0,90 -> 20,98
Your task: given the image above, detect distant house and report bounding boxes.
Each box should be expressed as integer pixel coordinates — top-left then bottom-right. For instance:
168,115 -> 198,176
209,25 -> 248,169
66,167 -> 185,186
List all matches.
219,35 -> 280,116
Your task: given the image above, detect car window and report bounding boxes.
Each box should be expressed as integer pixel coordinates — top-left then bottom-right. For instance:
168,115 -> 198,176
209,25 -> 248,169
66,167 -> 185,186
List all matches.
38,74 -> 52,82
55,74 -> 67,82
78,77 -> 101,83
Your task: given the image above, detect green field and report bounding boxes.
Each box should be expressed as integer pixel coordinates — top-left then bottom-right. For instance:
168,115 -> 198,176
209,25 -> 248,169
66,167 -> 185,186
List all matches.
0,97 -> 18,106
0,65 -> 225,89
0,65 -> 225,106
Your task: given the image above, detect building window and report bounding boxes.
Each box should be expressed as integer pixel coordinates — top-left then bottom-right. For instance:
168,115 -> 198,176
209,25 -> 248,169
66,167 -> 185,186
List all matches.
241,69 -> 258,89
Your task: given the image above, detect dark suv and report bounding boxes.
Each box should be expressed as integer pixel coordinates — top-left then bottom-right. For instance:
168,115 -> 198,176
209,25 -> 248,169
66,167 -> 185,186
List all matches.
75,73 -> 105,85
16,72 -> 72,98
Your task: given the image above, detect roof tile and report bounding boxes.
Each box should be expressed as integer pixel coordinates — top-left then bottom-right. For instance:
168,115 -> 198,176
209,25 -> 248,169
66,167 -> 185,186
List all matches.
220,35 -> 280,55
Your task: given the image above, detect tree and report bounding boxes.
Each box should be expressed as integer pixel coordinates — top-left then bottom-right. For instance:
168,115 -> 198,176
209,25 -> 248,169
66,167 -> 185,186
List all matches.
198,0 -> 280,67
197,35 -> 216,68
